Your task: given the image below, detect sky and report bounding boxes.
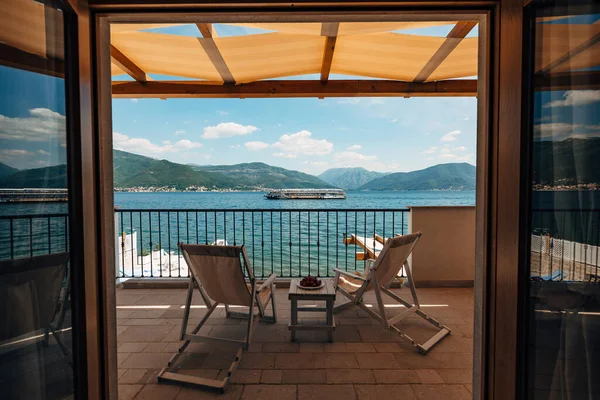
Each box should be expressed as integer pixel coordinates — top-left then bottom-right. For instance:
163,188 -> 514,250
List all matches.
1,17 -> 599,175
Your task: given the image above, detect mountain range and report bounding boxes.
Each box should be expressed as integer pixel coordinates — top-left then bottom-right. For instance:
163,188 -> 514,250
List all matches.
0,150 -> 476,191
114,150 -> 332,190
0,162 -> 18,179
359,163 -> 476,190
318,167 -> 388,190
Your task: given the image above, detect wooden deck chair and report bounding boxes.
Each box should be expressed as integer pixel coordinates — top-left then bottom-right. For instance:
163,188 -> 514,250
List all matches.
333,232 -> 451,354
158,244 -> 276,392
0,253 -> 72,381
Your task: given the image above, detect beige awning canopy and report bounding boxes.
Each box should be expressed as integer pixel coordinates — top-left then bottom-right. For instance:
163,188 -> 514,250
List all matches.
109,21 -> 478,84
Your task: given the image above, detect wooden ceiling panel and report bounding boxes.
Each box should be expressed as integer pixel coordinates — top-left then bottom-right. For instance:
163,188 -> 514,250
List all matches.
215,33 -> 324,83
110,32 -> 222,81
331,33 -> 444,81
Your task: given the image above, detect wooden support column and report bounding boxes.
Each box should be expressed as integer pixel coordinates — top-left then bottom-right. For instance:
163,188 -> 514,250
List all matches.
413,21 -> 477,82
196,22 -> 235,84
320,22 -> 339,83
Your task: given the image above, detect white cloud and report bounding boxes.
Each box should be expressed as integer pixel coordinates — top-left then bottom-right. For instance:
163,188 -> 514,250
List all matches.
217,110 -> 229,116
534,122 -> 600,141
130,99 -> 138,103
37,149 -> 50,155
438,144 -> 472,162
174,130 -> 185,136
202,122 -> 258,139
244,141 -> 270,151
229,144 -> 241,149
337,98 -> 361,105
440,130 -> 461,142
422,146 -> 437,154
346,144 -> 362,151
0,108 -> 66,143
440,152 -> 474,162
272,130 -> 333,156
543,90 -> 600,108
273,152 -> 297,159
0,149 -> 35,158
331,150 -> 387,171
334,151 -> 377,162
113,132 -> 203,157
389,118 -> 398,123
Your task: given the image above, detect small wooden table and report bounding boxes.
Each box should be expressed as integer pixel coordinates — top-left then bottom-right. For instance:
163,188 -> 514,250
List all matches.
288,279 -> 336,342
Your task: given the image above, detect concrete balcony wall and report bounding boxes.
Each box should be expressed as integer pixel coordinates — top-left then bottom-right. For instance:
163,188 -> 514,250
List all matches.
409,206 -> 475,287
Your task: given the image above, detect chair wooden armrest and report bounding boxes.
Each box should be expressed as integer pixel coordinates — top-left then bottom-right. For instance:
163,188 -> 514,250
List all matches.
256,273 -> 277,292
333,268 -> 368,281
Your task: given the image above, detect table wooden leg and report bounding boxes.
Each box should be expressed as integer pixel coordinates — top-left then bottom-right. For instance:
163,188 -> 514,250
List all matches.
291,298 -> 297,341
326,299 -> 333,342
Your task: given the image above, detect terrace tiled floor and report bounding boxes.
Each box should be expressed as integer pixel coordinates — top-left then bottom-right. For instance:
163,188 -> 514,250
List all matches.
116,285 -> 474,400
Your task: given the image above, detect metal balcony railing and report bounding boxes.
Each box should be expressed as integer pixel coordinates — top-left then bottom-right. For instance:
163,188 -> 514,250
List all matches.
114,208 -> 410,279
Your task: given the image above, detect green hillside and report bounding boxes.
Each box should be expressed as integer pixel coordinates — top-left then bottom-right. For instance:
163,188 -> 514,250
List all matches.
533,138 -> 600,186
0,162 -> 18,179
0,164 -> 67,188
318,167 -> 388,190
191,162 -> 333,189
113,150 -> 230,189
359,163 -> 476,190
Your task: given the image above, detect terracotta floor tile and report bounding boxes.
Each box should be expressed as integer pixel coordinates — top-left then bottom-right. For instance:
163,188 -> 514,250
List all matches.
411,384 -> 471,400
355,384 -> 416,400
437,369 -> 473,384
326,369 -> 375,383
415,369 -> 444,384
119,343 -> 148,353
297,384 -> 355,400
133,384 -> 181,400
373,369 -> 420,384
176,385 -> 243,400
260,370 -> 282,384
229,369 -> 261,384
356,353 -> 399,369
118,384 -> 142,400
120,353 -> 172,369
240,384 -> 296,400
119,369 -> 148,384
282,369 -> 326,384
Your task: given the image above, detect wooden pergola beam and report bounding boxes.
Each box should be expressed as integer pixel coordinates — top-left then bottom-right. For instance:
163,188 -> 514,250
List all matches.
320,22 -> 339,83
413,21 -> 477,83
110,44 -> 147,82
0,42 -> 64,78
112,79 -> 477,99
534,70 -> 600,91
196,23 -> 235,84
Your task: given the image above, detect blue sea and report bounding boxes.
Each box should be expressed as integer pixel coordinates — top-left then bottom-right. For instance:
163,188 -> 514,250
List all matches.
113,190 -> 476,210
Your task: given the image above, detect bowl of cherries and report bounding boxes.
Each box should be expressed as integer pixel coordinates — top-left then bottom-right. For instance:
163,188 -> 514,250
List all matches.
298,276 -> 323,290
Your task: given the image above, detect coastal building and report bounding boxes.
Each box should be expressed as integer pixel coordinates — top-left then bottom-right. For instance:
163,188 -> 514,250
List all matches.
1,1 -> 598,399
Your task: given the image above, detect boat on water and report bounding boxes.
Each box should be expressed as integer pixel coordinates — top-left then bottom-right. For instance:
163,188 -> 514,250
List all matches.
264,188 -> 346,200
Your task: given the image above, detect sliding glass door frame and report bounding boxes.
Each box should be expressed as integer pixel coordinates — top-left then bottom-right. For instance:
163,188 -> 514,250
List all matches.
85,1 -> 538,398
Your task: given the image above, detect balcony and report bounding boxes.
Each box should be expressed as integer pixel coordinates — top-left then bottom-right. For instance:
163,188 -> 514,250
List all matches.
112,206 -> 476,399
116,286 -> 474,400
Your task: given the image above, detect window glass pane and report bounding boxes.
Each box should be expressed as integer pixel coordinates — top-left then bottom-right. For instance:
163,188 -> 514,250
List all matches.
0,1 -> 74,398
527,3 -> 600,399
